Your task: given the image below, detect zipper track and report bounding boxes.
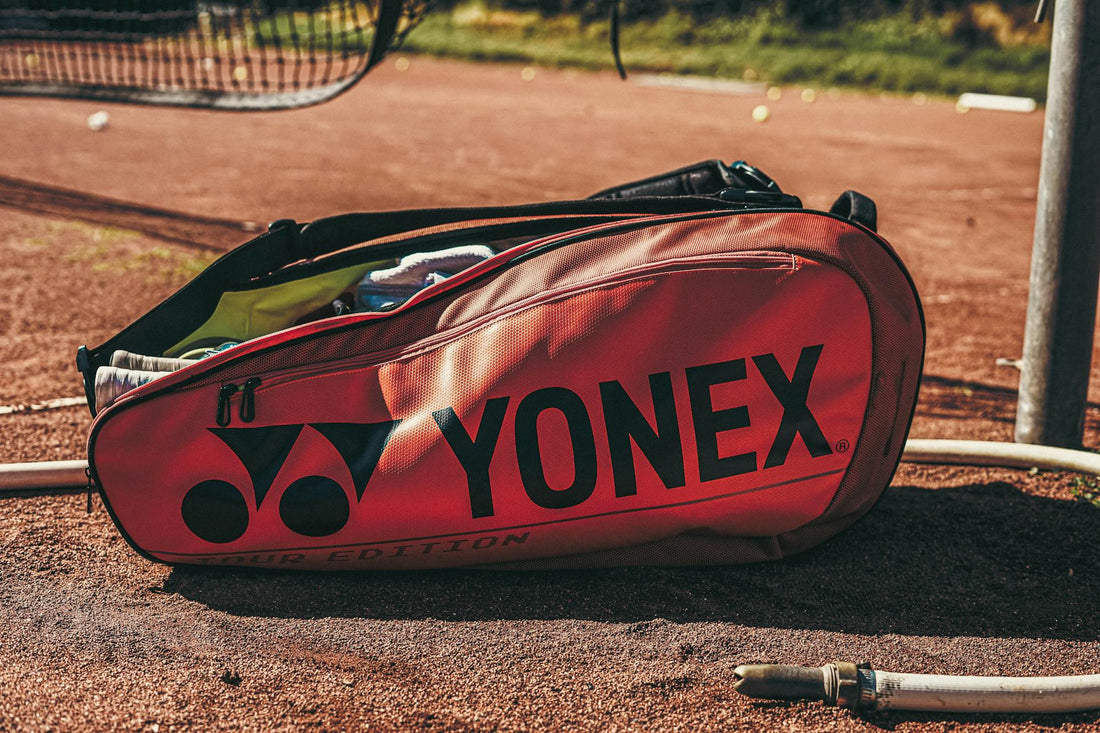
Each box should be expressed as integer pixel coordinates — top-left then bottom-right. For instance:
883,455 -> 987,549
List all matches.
212,251 -> 795,404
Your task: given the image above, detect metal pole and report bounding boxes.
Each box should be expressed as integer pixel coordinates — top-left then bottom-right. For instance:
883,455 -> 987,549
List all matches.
1015,0 -> 1100,448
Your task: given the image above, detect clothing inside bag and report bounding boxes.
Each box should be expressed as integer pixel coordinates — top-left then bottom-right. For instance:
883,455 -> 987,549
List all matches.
356,245 -> 494,311
96,245 -> 496,410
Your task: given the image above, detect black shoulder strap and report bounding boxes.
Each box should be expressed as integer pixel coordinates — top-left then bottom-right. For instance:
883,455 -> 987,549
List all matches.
590,159 -> 748,199
589,159 -> 801,207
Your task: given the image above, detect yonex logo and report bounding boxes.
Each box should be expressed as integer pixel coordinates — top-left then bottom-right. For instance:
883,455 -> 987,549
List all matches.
181,421 -> 397,544
181,345 -> 833,544
434,344 -> 833,518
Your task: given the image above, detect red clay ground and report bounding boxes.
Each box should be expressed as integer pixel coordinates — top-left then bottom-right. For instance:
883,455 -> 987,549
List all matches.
1,57 -> 1098,731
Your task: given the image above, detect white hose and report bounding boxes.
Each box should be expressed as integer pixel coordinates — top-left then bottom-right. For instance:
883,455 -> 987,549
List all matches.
872,670 -> 1100,713
3,438 -> 1098,493
903,438 -> 1100,475
876,438 -> 1100,713
0,460 -> 88,491
734,662 -> 1100,714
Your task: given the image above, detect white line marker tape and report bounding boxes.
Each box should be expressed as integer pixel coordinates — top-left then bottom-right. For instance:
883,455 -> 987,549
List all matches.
0,396 -> 87,416
632,74 -> 766,96
957,93 -> 1037,113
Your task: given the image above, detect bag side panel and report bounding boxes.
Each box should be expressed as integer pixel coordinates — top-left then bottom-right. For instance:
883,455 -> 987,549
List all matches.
91,253 -> 874,568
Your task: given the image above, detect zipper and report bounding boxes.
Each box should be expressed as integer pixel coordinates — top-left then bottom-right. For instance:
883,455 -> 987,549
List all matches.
214,377 -> 263,426
213,251 -> 795,402
88,214 -> 643,373
216,384 -> 237,427
240,378 -> 261,423
85,465 -> 95,513
265,186 -> 791,288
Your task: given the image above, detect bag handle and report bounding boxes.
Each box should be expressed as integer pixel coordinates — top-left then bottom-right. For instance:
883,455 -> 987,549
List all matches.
829,190 -> 878,231
589,159 -> 781,199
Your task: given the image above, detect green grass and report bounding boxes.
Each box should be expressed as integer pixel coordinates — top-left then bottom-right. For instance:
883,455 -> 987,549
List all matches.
1070,476 -> 1100,508
399,5 -> 1050,100
59,223 -> 216,282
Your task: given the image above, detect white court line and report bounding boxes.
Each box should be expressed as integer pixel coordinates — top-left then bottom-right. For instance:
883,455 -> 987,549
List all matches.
0,396 -> 87,416
631,74 -> 766,96
958,93 -> 1037,113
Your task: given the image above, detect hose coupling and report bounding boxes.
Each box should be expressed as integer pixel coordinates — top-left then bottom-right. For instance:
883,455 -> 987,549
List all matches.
732,662 -> 876,709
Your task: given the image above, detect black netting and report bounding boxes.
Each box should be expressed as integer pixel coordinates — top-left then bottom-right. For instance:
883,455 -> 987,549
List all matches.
0,0 -> 428,109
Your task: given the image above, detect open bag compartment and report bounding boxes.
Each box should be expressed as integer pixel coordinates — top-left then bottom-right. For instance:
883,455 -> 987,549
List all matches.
78,195 -> 767,415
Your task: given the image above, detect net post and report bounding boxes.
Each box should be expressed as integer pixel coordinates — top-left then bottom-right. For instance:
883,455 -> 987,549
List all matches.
1015,0 -> 1100,448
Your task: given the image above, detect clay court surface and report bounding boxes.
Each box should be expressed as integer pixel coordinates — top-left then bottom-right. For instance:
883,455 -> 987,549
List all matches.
1,57 -> 1098,731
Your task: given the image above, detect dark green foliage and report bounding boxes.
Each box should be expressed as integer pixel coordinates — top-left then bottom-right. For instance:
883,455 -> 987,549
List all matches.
477,0 -> 1038,32
404,2 -> 1051,100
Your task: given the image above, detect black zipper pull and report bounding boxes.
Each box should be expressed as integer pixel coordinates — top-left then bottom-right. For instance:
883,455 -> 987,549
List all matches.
217,383 -> 237,427
240,378 -> 261,423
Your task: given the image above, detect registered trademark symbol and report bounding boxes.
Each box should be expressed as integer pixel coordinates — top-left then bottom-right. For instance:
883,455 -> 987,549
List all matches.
835,439 -> 850,453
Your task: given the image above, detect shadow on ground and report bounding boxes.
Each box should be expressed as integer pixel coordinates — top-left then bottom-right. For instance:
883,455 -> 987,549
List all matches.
164,482 -> 1100,640
916,374 -> 1100,431
855,709 -> 1100,730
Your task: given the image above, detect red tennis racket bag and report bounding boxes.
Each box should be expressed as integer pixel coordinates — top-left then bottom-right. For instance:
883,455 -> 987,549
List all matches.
78,160 -> 923,569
